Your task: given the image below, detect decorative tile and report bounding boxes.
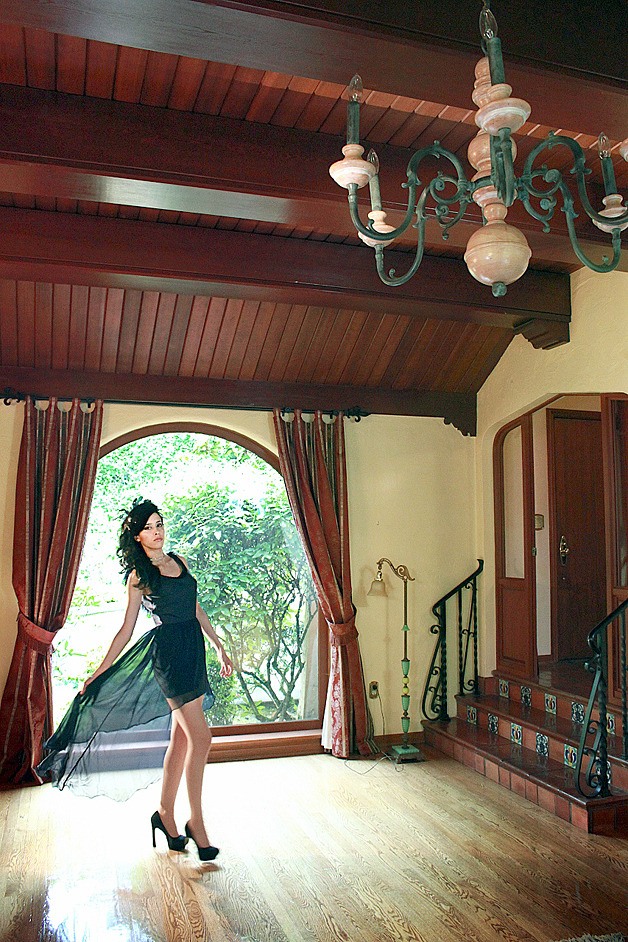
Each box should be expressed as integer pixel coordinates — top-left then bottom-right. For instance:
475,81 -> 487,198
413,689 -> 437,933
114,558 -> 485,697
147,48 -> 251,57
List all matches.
607,713 -> 616,734
536,732 -> 549,756
520,685 -> 532,708
571,701 -> 585,724
498,679 -> 510,699
564,743 -> 578,768
510,722 -> 522,745
487,713 -> 499,735
466,705 -> 477,726
545,693 -> 557,715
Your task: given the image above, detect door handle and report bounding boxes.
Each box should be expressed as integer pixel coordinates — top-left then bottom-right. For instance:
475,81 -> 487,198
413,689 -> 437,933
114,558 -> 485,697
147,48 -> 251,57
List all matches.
559,535 -> 570,565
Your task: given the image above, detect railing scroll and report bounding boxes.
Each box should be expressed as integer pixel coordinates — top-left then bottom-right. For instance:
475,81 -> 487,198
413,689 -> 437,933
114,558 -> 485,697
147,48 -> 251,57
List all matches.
575,598 -> 628,798
421,560 -> 483,722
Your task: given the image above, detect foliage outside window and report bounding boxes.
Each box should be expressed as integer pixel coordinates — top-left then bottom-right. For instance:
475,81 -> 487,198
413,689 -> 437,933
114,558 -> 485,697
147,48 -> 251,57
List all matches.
52,432 -> 318,729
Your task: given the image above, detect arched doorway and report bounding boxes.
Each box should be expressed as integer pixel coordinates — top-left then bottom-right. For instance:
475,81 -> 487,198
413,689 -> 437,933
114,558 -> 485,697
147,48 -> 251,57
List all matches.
493,393 -> 627,701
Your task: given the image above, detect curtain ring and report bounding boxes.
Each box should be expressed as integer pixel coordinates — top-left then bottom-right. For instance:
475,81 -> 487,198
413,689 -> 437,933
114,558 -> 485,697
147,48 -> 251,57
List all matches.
57,401 -> 73,413
80,401 -> 96,413
280,409 -> 294,423
34,399 -> 50,411
301,412 -> 315,423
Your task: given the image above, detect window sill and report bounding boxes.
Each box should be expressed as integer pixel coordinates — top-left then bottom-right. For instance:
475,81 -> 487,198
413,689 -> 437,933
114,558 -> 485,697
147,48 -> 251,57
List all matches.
209,728 -> 325,762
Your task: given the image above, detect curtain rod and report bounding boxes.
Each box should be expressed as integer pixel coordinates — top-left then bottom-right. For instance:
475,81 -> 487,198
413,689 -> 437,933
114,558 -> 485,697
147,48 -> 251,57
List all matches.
1,387 -> 368,420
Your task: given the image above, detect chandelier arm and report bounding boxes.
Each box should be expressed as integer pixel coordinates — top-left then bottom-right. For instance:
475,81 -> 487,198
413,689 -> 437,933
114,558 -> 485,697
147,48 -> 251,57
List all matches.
520,134 -> 628,230
518,166 -> 623,272
427,175 -> 475,237
517,169 -> 562,230
374,203 -> 428,287
408,145 -> 474,238
347,180 -> 417,243
562,203 -> 623,273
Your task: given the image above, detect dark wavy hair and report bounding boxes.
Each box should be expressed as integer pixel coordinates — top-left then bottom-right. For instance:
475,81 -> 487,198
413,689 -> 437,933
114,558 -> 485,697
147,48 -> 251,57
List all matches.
117,498 -> 164,594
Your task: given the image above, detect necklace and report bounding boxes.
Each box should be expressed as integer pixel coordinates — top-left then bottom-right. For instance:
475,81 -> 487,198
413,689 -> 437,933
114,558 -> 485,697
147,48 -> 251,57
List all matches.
150,552 -> 167,566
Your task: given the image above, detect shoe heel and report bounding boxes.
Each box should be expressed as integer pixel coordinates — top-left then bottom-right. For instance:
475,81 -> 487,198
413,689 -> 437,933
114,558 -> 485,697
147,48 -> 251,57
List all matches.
151,810 -> 188,852
185,822 -> 219,862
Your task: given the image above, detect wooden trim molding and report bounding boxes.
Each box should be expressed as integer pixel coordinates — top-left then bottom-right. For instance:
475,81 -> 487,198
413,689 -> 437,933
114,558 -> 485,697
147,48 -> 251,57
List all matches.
100,421 -> 280,470
0,366 -> 479,434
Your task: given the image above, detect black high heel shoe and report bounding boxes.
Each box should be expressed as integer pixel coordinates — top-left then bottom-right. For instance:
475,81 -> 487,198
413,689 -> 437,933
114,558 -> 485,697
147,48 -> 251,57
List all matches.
151,811 -> 188,852
185,822 -> 220,861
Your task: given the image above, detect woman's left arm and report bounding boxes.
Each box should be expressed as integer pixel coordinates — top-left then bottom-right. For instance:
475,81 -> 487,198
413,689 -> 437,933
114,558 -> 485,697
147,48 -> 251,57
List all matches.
196,602 -> 234,678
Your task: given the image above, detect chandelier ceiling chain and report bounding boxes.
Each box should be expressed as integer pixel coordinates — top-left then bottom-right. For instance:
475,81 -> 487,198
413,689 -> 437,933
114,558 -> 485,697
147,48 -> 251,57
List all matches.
329,1 -> 628,297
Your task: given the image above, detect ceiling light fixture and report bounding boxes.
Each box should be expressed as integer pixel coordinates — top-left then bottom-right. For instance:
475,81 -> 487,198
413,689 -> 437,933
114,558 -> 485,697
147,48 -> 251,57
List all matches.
329,1 -> 628,297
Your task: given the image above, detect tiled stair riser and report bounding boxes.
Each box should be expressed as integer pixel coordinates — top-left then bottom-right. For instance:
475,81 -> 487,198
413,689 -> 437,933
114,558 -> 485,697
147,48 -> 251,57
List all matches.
488,675 -> 625,739
458,697 -> 628,791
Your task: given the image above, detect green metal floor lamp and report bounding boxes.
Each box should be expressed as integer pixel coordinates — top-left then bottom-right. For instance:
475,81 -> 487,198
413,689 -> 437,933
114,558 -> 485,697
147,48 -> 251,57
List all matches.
369,558 -> 425,764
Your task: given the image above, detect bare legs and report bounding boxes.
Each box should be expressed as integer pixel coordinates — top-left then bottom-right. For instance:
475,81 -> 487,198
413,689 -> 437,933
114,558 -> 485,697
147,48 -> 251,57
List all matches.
159,696 -> 213,845
157,710 -> 186,836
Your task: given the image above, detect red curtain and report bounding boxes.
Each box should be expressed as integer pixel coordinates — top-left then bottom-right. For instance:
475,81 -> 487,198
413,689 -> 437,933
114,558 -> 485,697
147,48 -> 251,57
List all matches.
0,397 -> 103,786
273,409 -> 374,758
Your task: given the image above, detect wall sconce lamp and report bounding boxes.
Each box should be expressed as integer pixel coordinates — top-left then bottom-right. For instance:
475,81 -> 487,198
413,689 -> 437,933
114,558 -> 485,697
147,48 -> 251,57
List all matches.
368,558 -> 425,764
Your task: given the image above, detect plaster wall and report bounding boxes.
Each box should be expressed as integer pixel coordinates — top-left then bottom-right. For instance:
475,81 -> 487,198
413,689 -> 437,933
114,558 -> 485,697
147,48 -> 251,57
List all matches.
0,404 -> 476,738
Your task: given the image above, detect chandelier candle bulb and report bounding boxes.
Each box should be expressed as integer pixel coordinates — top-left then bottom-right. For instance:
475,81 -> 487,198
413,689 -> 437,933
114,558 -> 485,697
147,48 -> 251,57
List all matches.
367,150 -> 382,211
346,74 -> 363,145
599,134 -> 618,196
479,2 -> 505,84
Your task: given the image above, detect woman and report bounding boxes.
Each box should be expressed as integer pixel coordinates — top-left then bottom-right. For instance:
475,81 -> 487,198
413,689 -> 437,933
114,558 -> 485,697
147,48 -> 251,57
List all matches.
39,499 -> 233,862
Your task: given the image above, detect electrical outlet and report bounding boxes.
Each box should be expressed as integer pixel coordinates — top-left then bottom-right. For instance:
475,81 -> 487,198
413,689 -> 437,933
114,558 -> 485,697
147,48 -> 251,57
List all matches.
369,680 -> 379,699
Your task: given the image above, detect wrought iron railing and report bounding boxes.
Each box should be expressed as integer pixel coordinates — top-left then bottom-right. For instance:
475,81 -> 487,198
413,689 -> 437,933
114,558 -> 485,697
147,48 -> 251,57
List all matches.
421,560 -> 484,722
575,597 -> 628,798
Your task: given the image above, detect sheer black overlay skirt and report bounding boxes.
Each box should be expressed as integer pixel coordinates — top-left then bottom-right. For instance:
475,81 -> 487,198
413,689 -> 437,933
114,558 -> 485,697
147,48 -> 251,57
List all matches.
37,621 -> 214,800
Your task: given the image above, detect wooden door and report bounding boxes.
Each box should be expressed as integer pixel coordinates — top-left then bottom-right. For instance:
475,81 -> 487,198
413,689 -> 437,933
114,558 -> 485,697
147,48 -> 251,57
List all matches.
601,394 -> 628,704
547,410 -> 606,661
494,414 -> 537,678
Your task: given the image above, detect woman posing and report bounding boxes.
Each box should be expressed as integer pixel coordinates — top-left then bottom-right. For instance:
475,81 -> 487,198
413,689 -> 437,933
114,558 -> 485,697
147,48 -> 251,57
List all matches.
40,498 -> 233,861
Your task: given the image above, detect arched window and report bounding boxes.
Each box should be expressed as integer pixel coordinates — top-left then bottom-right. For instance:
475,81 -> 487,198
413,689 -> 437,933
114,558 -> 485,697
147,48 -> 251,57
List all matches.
53,423 -> 325,741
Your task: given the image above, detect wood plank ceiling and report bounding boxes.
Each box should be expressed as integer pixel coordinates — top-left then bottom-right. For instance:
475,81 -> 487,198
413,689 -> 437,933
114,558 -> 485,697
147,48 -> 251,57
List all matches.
0,1 -> 625,435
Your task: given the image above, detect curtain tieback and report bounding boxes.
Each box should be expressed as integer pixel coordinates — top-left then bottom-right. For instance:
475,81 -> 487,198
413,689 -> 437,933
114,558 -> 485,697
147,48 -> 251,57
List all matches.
17,612 -> 56,654
328,616 -> 358,647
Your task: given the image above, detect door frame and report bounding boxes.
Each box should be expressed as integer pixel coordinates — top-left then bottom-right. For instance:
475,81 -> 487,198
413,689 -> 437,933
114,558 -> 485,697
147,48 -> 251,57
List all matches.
493,392 -> 626,692
493,411 -> 537,679
601,393 -> 628,703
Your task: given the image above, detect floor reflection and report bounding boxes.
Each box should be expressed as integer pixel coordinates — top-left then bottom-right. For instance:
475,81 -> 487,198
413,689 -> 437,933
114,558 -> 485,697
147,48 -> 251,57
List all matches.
38,875 -> 155,942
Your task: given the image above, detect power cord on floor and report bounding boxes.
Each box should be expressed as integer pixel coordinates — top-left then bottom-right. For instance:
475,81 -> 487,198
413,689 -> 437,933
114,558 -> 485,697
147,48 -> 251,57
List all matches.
343,691 -> 405,774
343,752 -> 402,775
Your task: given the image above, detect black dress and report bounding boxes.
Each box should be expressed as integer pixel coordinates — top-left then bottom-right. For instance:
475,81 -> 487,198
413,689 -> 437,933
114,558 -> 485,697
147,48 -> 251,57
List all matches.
36,554 -> 215,798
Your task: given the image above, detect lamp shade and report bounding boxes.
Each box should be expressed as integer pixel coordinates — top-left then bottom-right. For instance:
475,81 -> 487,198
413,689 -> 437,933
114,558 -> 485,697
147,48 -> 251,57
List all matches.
367,577 -> 387,597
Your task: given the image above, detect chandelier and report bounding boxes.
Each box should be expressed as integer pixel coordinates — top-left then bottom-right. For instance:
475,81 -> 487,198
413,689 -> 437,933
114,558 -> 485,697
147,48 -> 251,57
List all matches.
329,1 -> 628,297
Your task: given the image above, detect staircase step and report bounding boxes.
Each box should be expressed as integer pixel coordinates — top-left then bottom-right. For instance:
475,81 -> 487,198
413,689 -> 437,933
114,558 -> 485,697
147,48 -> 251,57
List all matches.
458,694 -> 628,791
423,718 -> 628,836
484,672 -> 625,739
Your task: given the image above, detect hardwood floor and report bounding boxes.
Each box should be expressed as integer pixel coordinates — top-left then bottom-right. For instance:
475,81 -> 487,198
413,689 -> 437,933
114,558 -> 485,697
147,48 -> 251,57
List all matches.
1,748 -> 627,942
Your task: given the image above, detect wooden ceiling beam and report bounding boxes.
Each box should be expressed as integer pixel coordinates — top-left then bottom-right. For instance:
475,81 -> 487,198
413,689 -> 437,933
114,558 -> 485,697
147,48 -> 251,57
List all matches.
0,86 -> 622,273
1,1 -> 625,138
0,366 -> 478,435
0,207 -> 570,341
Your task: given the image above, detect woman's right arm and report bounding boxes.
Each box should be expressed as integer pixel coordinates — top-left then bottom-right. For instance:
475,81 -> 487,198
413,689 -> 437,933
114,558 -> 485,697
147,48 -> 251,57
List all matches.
80,576 -> 144,693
